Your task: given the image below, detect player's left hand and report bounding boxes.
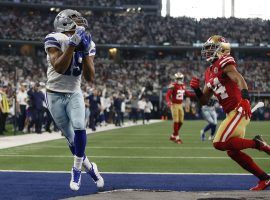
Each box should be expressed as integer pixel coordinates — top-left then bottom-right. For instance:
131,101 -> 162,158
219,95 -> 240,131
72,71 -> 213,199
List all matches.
236,99 -> 251,119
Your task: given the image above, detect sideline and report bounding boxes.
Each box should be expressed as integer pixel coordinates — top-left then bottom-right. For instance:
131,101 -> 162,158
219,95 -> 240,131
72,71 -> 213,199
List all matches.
0,120 -> 162,149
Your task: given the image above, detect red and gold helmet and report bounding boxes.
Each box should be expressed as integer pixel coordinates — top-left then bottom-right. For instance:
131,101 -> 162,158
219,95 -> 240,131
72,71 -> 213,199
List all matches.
173,72 -> 184,84
201,35 -> 231,62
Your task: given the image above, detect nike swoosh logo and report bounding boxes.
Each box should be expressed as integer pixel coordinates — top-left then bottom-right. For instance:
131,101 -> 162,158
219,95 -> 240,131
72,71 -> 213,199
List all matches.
266,180 -> 270,185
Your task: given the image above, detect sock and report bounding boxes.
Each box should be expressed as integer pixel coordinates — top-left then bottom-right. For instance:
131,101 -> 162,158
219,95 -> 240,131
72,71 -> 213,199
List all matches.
74,129 -> 87,157
173,122 -> 179,136
227,150 -> 267,180
74,155 -> 83,170
203,123 -> 212,133
178,122 -> 182,131
83,156 -> 92,172
210,124 -> 216,136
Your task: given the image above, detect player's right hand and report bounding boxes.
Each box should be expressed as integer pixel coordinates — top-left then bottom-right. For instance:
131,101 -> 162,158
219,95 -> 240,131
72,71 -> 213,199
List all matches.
190,77 -> 200,89
167,101 -> 172,108
236,99 -> 251,119
68,26 -> 85,47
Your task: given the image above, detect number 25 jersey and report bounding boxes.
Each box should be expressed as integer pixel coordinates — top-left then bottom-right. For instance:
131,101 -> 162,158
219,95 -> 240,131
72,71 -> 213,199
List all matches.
44,32 -> 96,93
204,55 -> 241,114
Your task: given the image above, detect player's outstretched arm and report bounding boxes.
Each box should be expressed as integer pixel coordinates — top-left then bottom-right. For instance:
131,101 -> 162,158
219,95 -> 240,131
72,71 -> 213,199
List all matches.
190,77 -> 213,105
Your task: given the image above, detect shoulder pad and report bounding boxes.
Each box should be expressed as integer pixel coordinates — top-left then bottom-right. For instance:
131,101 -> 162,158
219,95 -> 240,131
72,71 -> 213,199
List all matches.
219,55 -> 236,68
167,83 -> 175,89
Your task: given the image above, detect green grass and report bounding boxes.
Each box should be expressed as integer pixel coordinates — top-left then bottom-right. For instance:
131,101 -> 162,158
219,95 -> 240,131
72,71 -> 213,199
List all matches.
0,120 -> 269,173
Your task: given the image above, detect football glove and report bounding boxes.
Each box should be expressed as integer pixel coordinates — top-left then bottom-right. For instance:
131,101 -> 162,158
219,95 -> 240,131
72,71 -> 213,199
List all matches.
81,34 -> 92,56
236,99 -> 251,119
68,26 -> 85,47
190,77 -> 200,89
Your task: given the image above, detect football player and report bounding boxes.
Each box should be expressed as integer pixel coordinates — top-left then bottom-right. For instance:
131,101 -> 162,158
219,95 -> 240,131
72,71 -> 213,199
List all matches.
166,72 -> 195,144
200,97 -> 218,141
44,9 -> 104,191
190,35 -> 270,190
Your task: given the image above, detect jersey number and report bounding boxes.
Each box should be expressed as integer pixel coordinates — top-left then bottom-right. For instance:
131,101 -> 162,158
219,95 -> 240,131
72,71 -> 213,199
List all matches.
208,77 -> 228,100
64,52 -> 82,76
176,89 -> 185,100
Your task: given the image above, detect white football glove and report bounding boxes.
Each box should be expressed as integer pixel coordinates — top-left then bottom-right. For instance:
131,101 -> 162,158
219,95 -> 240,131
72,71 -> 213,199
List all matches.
68,26 -> 85,47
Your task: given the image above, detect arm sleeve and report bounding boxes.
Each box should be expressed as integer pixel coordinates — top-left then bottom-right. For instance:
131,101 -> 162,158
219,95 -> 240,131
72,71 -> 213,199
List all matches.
220,56 -> 236,68
44,34 -> 61,53
165,89 -> 172,104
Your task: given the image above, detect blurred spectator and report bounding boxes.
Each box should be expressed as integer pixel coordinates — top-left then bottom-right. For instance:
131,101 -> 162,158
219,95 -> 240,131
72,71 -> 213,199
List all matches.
17,84 -> 28,131
87,89 -> 101,131
0,85 -> 10,134
138,97 -> 146,124
144,98 -> 153,124
27,83 -> 45,133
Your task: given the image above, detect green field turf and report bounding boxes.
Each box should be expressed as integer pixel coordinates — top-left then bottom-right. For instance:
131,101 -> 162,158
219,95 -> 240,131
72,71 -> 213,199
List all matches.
0,120 -> 269,173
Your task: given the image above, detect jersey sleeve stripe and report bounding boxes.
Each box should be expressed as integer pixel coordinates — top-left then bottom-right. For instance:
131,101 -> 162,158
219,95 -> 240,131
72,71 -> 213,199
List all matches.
44,37 -> 58,42
221,59 -> 235,68
90,49 -> 96,54
45,41 -> 61,49
219,56 -> 234,65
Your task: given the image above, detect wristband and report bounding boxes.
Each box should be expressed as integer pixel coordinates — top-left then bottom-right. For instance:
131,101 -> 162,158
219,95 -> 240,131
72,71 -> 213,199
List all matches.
194,88 -> 203,99
241,89 -> 250,100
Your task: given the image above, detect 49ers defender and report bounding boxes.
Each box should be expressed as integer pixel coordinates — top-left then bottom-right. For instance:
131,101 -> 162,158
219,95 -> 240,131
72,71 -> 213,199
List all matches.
166,72 -> 195,144
190,35 -> 270,191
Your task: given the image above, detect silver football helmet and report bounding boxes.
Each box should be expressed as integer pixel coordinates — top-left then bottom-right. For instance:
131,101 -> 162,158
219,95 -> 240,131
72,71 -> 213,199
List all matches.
54,9 -> 88,32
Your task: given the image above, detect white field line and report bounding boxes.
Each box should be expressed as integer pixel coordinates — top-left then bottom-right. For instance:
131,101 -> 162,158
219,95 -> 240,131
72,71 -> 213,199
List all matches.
0,154 -> 268,160
0,169 -> 253,176
5,146 -> 215,150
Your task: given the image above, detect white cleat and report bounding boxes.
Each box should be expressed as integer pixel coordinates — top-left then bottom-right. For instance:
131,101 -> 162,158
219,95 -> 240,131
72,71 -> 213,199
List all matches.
86,162 -> 104,189
70,167 -> 82,191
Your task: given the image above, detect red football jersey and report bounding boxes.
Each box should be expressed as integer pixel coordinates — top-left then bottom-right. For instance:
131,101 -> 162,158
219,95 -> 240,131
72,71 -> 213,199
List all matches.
204,55 -> 241,113
166,82 -> 195,104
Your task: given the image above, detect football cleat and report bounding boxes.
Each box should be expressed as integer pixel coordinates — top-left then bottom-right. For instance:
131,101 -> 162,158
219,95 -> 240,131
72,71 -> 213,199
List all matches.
175,139 -> 183,144
169,135 -> 176,142
70,167 -> 82,191
170,135 -> 183,144
250,179 -> 270,191
200,130 -> 205,141
86,162 -> 104,189
253,135 -> 270,155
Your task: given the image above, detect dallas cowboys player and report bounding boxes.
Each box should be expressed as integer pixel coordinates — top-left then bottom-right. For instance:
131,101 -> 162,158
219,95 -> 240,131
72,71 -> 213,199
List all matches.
44,9 -> 104,191
200,97 -> 218,141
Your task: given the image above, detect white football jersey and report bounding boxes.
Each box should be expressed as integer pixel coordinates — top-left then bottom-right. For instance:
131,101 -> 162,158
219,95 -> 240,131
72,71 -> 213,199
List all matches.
44,32 -> 96,93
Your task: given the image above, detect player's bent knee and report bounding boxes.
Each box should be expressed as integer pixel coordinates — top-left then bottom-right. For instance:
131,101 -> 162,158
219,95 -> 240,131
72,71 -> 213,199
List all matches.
72,120 -> 85,130
213,142 -> 226,151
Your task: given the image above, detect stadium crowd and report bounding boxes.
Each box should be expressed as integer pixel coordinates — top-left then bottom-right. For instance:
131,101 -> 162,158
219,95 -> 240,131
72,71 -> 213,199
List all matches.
0,53 -> 270,134
1,8 -> 270,45
4,0 -> 158,6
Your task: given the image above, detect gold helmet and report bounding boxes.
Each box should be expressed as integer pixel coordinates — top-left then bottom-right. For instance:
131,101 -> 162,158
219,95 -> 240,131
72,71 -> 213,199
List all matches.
173,72 -> 184,84
201,35 -> 231,62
